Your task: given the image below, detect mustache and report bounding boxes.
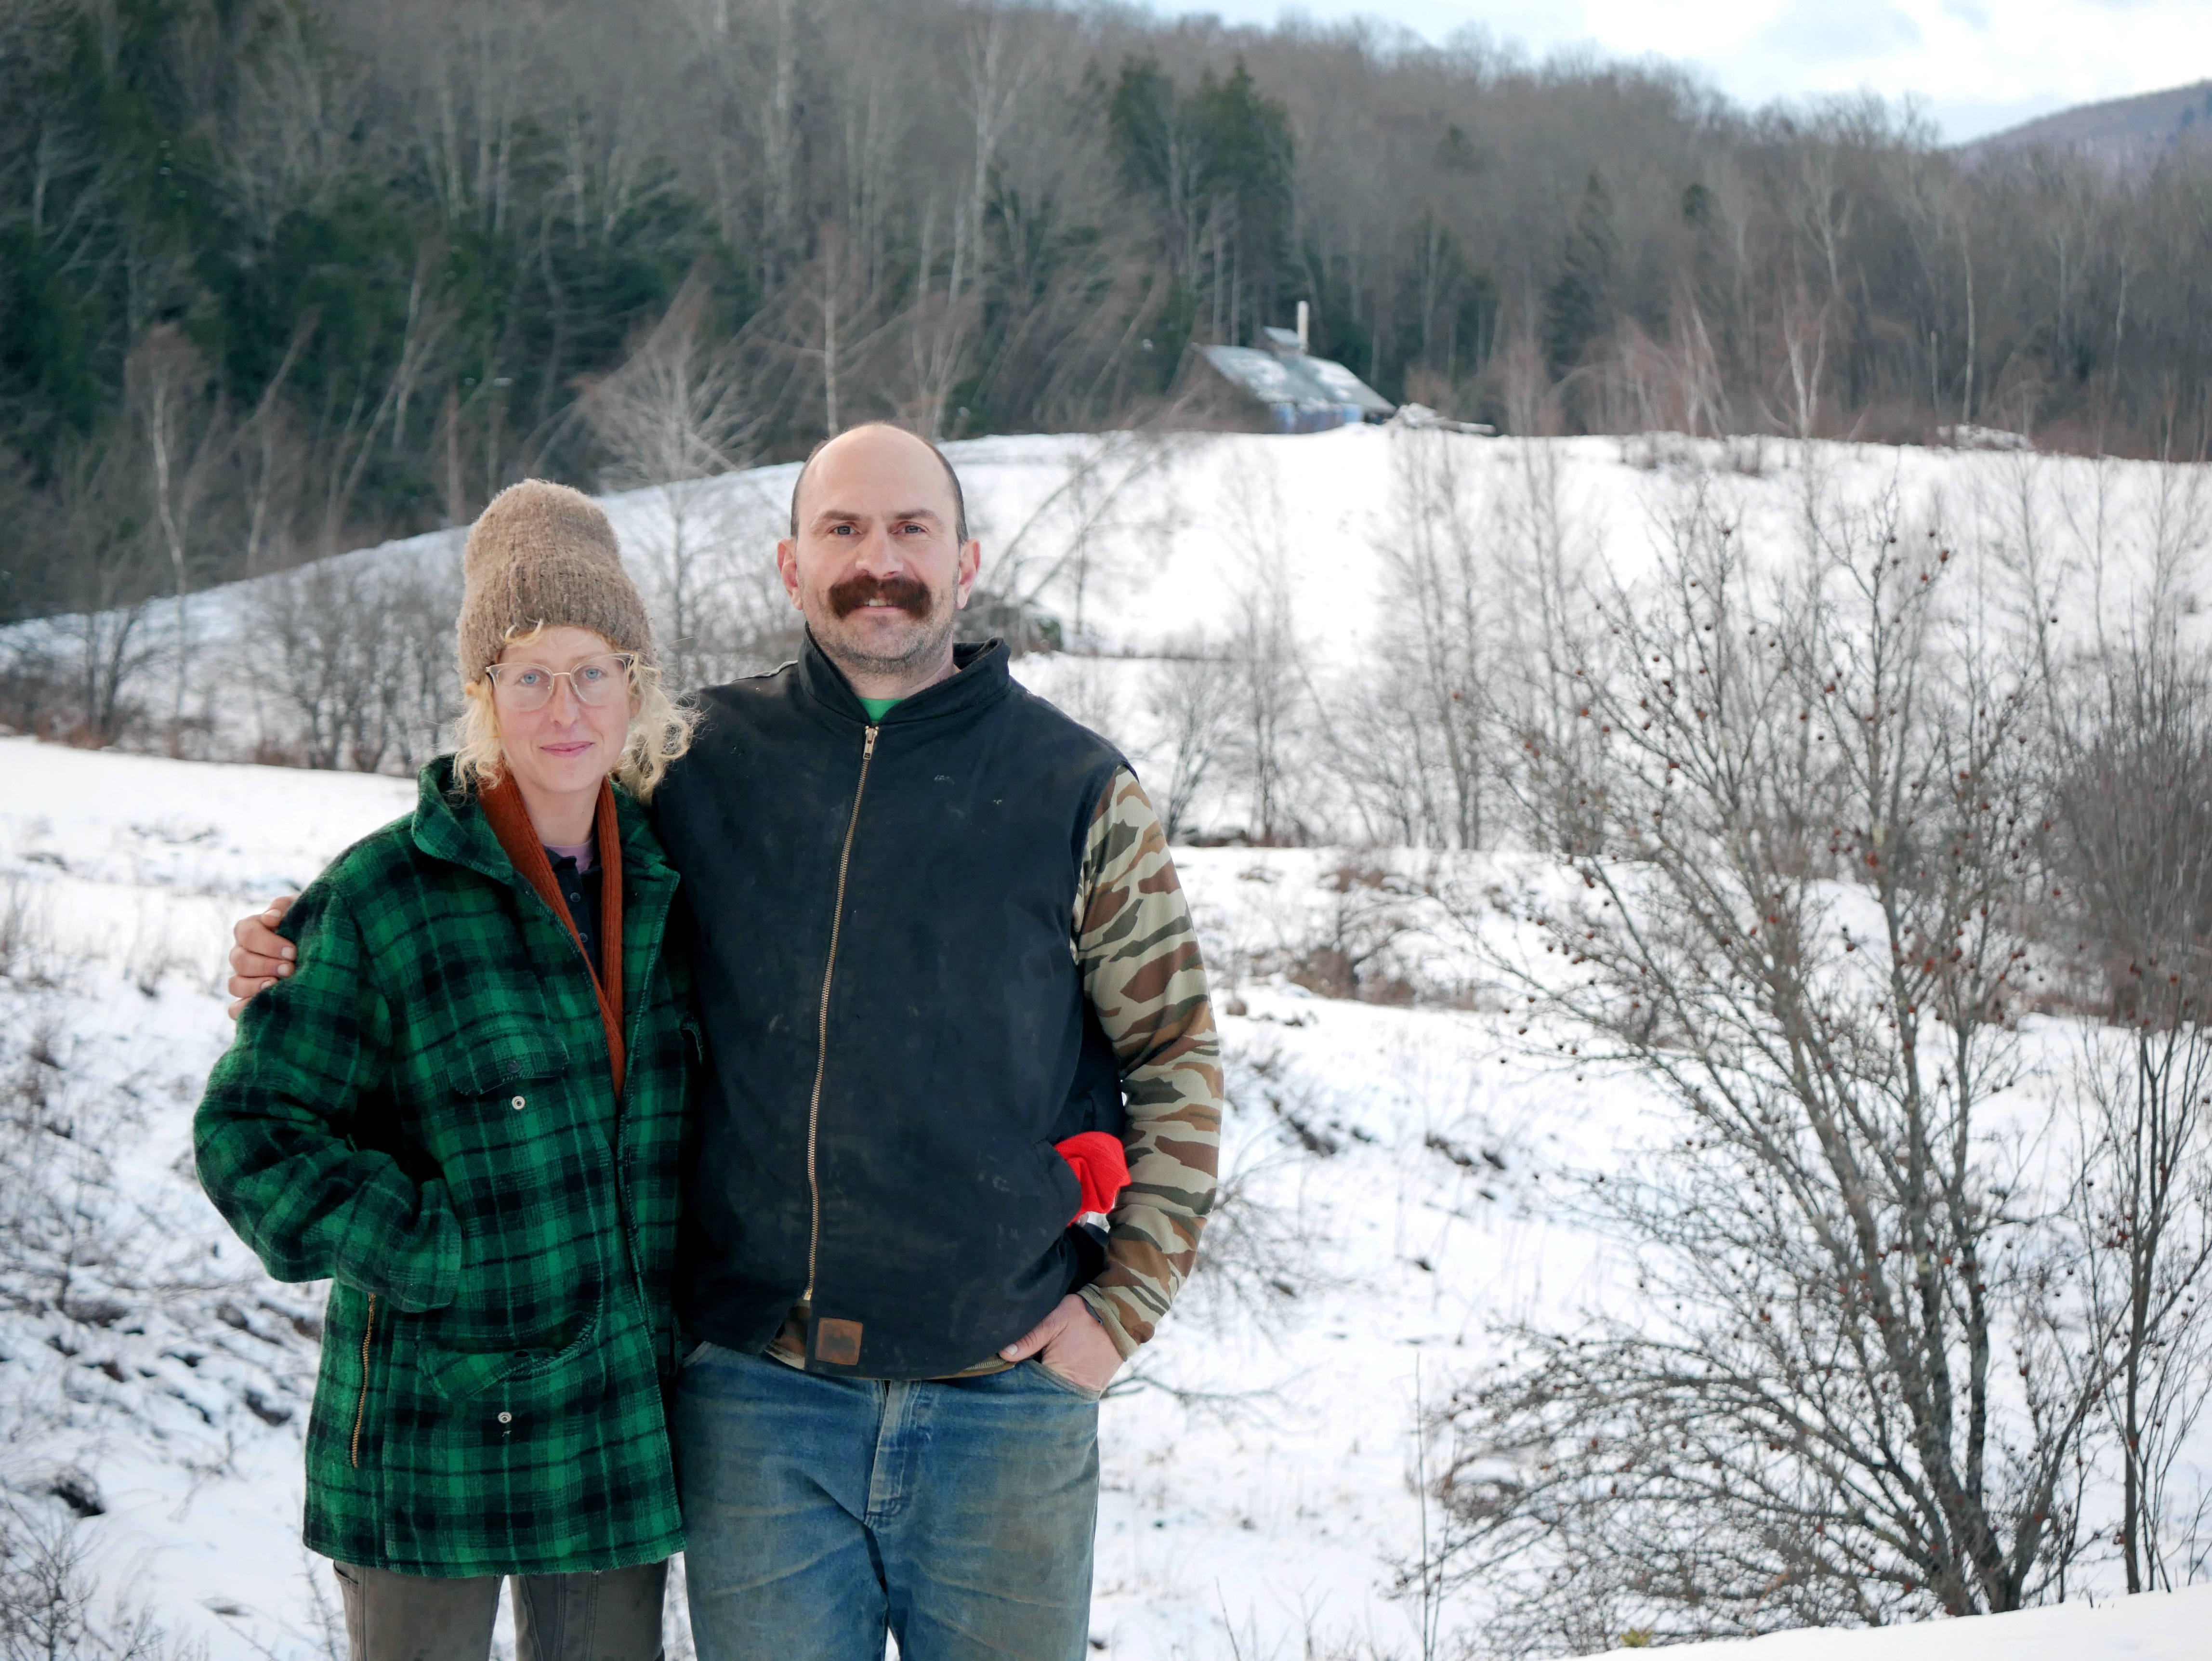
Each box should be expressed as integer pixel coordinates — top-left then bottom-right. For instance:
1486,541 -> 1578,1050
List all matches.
827,573 -> 933,619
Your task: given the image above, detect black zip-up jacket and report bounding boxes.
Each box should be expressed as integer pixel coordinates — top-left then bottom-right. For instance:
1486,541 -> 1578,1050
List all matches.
655,635 -> 1129,1379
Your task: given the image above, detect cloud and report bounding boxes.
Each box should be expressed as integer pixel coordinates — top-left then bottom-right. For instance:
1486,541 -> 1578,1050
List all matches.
1759,0 -> 1923,60
1940,0 -> 1991,28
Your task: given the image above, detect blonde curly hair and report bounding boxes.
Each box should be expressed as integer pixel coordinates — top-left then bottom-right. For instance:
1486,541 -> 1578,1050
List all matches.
451,624 -> 697,803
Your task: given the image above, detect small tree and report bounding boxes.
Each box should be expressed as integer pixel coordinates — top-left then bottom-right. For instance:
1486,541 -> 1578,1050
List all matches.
50,431 -> 161,746
126,325 -> 229,748
1220,466 -> 1307,843
2048,635 -> 2212,1593
1144,640 -> 1238,841
252,547 -> 461,772
1337,430 -> 1496,848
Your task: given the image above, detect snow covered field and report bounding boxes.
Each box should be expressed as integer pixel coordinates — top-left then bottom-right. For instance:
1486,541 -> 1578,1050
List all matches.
0,739 -> 1570,1657
5,427 -> 2212,1657
0,735 -> 2204,1660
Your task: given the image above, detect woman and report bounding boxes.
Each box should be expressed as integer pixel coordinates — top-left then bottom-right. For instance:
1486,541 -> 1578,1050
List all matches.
196,480 -> 698,1661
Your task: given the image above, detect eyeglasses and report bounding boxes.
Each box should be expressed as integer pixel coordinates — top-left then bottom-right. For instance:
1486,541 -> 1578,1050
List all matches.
484,653 -> 635,712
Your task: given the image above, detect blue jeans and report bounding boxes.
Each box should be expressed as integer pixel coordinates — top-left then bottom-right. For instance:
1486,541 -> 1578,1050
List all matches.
673,1343 -> 1100,1661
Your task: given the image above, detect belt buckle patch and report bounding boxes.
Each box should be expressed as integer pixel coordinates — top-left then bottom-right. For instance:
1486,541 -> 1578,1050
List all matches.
813,1317 -> 864,1368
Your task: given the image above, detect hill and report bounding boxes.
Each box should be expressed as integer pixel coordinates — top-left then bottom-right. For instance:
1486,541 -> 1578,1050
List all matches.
8,426 -> 2203,845
1969,79 -> 2212,167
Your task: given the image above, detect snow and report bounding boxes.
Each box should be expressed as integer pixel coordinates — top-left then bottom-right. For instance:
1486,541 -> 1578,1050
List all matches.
0,736 -> 2199,1660
0,742 -> 411,1656
6,429 -> 2212,1657
12,427 -> 2208,789
1649,1582 -> 2212,1658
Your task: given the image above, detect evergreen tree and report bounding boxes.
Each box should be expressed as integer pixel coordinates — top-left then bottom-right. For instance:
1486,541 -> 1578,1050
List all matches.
1543,171 -> 1615,383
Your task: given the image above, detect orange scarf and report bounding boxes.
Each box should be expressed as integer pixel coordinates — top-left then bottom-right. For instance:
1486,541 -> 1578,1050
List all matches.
480,774 -> 627,1094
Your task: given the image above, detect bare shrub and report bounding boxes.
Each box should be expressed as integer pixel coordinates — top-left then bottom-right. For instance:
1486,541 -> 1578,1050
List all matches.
1332,433 -> 1499,850
1431,475 -> 2103,1643
252,547 -> 462,772
48,432 -> 162,747
122,907 -> 200,999
0,1002 -> 302,1657
1286,859 -> 1429,1005
2043,633 -> 2212,1592
0,1017 -> 227,1329
0,637 -> 67,738
0,879 -> 53,986
1144,642 -> 1238,841
1171,1044 -> 1341,1333
0,1495 -> 205,1660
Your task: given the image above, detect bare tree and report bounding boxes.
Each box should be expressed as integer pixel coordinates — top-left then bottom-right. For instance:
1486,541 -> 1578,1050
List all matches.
252,548 -> 462,772
126,326 -> 229,746
976,430 -> 1179,635
1343,429 -> 1495,849
948,2 -> 1040,318
1143,639 -> 1238,840
236,318 -> 316,577
1228,574 -> 1302,844
49,433 -> 160,746
1216,465 -> 1309,842
583,280 -> 761,689
778,223 -> 904,439
308,248 -> 453,556
1430,475 -> 2103,1642
2047,633 -> 2212,1593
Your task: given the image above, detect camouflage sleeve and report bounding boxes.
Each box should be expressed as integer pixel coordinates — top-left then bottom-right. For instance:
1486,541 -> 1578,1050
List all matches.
1072,766 -> 1223,1358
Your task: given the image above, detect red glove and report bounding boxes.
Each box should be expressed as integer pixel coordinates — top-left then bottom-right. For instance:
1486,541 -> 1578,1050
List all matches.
1055,1132 -> 1130,1223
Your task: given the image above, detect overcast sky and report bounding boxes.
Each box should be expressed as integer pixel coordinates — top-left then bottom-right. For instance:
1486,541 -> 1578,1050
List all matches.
1152,0 -> 2212,143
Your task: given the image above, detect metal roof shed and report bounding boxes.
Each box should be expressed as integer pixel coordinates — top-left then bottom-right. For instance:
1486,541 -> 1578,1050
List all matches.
1196,331 -> 1394,434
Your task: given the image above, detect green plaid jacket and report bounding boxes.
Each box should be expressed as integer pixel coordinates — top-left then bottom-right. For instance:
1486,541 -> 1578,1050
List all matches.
194,759 -> 696,1577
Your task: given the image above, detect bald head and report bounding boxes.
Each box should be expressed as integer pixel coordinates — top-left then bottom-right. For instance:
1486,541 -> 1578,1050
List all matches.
775,421 -> 983,699
790,423 -> 968,545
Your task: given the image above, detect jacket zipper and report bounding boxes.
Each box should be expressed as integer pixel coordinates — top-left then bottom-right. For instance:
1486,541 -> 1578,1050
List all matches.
350,1293 -> 376,1469
803,723 -> 879,1302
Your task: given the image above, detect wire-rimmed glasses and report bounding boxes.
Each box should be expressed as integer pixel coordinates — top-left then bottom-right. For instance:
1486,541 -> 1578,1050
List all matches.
483,653 -> 635,712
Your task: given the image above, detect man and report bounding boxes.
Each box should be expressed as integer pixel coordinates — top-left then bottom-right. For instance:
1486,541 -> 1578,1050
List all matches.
229,423 -> 1223,1661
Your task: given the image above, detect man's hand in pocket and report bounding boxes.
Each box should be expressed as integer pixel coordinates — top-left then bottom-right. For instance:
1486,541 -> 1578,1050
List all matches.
999,1295 -> 1121,1394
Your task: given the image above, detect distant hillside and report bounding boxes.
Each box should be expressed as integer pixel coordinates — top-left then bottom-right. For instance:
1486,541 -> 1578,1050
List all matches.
1970,79 -> 2212,167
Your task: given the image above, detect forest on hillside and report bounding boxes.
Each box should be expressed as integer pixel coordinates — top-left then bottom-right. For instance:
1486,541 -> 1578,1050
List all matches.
6,0 -> 2212,627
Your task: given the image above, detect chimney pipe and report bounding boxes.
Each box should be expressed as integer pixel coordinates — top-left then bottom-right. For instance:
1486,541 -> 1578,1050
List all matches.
1296,300 -> 1310,353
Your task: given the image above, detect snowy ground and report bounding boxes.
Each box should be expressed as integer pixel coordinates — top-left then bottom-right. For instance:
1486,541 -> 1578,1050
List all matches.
2,736 -> 2208,1660
6,426 -> 2212,1657
1636,1583 -> 2212,1659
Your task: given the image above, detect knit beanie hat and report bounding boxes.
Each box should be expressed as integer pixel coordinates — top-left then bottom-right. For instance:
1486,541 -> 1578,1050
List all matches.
456,480 -> 654,683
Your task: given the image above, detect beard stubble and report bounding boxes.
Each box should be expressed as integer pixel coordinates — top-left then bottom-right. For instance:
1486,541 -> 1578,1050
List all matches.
818,570 -> 956,677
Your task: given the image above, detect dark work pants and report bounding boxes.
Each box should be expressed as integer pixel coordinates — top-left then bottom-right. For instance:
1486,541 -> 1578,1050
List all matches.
331,1559 -> 668,1661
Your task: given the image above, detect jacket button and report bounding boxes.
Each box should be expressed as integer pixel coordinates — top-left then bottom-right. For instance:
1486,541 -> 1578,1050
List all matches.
497,1411 -> 512,1424
511,1095 -> 526,1110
